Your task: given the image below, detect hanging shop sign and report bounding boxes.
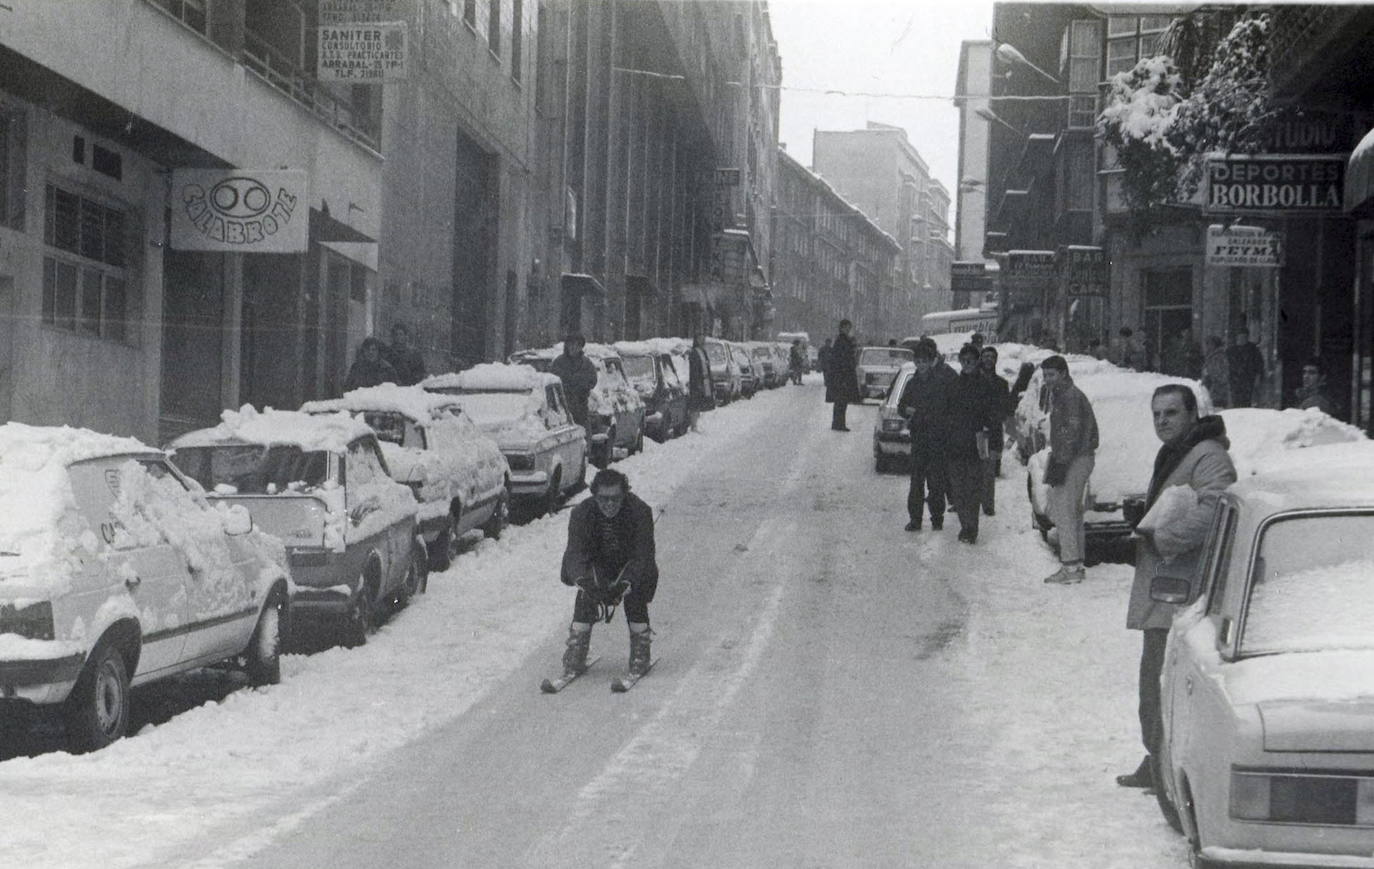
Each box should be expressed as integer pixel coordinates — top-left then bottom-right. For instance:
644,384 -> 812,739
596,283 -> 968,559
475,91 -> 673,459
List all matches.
1001,250 -> 1055,311
1204,155 -> 1345,214
950,261 -> 990,295
1058,245 -> 1108,295
1205,224 -> 1284,267
170,169 -> 307,253
318,22 -> 408,82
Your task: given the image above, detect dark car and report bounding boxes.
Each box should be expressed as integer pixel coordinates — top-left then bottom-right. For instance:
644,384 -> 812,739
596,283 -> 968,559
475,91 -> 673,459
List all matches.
614,341 -> 689,442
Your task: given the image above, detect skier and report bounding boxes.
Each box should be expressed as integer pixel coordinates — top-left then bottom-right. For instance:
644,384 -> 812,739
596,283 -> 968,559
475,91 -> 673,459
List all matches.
558,468 -> 660,681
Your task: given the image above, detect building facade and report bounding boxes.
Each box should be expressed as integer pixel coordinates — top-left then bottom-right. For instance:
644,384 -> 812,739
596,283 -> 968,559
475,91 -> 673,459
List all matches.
771,147 -> 900,343
952,39 -> 997,310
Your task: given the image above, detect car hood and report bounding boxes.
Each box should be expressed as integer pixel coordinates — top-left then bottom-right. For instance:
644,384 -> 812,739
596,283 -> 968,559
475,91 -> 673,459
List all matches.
1224,649 -> 1374,750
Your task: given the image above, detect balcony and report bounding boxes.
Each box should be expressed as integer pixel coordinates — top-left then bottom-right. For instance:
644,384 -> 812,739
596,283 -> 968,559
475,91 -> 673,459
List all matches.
240,29 -> 380,151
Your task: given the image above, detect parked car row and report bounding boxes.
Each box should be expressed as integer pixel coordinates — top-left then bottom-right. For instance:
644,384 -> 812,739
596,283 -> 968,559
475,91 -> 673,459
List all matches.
703,338 -> 794,404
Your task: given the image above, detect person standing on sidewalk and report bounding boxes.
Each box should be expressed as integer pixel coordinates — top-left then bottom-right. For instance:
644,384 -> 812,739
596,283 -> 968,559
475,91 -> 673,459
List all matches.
978,345 -> 1010,517
1116,384 -> 1236,790
897,341 -> 952,532
946,344 -> 998,544
1226,327 -> 1265,408
825,319 -> 861,431
686,333 -> 715,432
1039,355 -> 1099,584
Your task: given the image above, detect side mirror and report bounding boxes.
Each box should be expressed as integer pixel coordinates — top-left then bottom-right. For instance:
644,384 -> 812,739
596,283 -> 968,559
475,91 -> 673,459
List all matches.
1150,574 -> 1192,605
222,504 -> 254,536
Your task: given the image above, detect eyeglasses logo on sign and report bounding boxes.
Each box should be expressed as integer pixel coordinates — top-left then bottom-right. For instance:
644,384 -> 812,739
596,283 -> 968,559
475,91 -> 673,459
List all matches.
170,169 -> 309,253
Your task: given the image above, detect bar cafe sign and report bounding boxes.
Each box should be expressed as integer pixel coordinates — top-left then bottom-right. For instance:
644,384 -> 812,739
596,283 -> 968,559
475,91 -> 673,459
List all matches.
1204,155 -> 1345,214
170,169 -> 307,253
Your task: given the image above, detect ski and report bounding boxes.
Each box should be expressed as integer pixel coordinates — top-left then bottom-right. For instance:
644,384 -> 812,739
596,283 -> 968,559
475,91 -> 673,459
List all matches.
610,658 -> 658,693
540,656 -> 601,694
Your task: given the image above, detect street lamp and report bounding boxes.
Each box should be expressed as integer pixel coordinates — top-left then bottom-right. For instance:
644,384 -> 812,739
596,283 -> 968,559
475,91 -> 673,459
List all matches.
994,43 -> 1061,87
975,106 -> 1022,136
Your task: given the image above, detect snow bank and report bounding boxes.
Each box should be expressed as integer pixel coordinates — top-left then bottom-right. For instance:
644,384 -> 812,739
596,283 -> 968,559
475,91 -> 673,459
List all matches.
170,406 -> 371,453
1222,407 -> 1366,478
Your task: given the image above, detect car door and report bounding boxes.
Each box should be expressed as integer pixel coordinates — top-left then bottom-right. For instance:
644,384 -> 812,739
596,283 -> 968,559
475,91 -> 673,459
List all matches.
545,383 -> 581,484
348,437 -> 409,593
67,458 -> 192,676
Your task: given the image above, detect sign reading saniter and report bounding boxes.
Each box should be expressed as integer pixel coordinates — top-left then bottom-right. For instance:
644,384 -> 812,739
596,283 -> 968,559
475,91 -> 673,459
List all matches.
170,170 -> 307,253
1204,155 -> 1345,214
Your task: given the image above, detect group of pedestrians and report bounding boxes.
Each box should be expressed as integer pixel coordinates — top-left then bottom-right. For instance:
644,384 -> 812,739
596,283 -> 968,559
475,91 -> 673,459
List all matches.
343,323 -> 429,391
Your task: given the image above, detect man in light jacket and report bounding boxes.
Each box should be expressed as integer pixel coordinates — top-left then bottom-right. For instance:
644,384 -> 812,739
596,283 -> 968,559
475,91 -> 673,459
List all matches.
1116,383 -> 1236,790
1040,355 -> 1099,585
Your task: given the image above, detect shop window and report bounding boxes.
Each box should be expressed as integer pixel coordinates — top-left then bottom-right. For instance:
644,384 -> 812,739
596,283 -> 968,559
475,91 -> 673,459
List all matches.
42,183 -> 132,343
1142,267 -> 1193,367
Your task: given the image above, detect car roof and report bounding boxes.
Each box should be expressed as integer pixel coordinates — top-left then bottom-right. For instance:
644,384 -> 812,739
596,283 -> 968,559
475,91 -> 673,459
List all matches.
423,363 -> 559,392
1229,441 -> 1374,512
302,384 -> 464,422
169,407 -> 372,453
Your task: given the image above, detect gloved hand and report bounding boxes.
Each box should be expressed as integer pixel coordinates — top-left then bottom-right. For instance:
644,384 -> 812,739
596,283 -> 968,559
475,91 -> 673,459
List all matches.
1044,459 -> 1068,487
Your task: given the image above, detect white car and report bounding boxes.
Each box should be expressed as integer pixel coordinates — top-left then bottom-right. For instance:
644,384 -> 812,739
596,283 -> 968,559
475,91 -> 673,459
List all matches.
171,407 -> 425,648
1153,440 -> 1374,867
424,363 -> 588,518
0,423 -> 291,752
302,385 -> 512,570
856,345 -> 914,401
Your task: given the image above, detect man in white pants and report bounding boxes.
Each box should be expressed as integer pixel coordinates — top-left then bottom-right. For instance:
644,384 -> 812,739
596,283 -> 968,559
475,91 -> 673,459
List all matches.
1039,355 -> 1098,584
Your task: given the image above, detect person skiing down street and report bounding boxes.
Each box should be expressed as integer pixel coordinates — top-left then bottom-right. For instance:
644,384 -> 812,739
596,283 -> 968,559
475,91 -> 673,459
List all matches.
558,468 -> 660,681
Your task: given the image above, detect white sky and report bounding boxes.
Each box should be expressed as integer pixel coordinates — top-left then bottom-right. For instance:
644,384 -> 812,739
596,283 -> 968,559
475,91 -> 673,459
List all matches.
769,0 -> 998,190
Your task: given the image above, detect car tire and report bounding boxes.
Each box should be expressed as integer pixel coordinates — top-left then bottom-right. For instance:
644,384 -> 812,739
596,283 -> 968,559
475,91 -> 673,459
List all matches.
541,469 -> 562,517
429,511 -> 459,572
569,454 -> 588,494
66,641 -> 130,753
482,488 -> 509,540
874,453 -> 891,474
1152,754 -> 1184,834
245,594 -> 284,687
343,578 -> 377,648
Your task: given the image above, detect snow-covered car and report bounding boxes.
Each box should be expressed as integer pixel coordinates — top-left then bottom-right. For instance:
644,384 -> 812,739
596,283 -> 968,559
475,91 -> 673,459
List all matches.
423,363 -> 587,517
857,345 -> 915,401
583,344 -> 647,466
0,423 -> 291,752
170,407 -> 425,647
301,385 -> 512,570
613,340 -> 688,443
747,341 -> 780,389
704,337 -> 741,404
872,361 -> 915,473
727,341 -> 758,398
1152,440 -> 1374,868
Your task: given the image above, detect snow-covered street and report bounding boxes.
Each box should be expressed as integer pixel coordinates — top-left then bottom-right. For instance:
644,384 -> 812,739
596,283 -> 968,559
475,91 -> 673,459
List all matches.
0,380 -> 1194,868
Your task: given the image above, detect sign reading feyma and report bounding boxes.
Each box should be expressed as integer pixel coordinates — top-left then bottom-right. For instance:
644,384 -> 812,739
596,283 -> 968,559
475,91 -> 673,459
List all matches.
1204,155 -> 1345,214
170,170 -> 307,253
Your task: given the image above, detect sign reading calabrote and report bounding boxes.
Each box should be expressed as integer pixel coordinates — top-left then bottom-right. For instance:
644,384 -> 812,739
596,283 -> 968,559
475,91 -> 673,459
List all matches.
170,170 -> 307,253
1204,155 -> 1345,214
318,23 -> 407,81
1206,224 -> 1283,268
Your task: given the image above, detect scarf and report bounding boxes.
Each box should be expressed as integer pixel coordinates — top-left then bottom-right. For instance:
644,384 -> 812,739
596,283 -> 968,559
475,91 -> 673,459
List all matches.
1146,415 -> 1228,508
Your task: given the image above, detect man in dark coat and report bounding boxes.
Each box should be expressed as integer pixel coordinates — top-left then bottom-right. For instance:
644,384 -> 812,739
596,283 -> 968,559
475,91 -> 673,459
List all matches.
549,333 -> 600,427
1117,384 -> 1236,790
825,319 -> 861,431
343,337 -> 398,391
978,346 -> 1011,516
1226,327 -> 1265,407
686,333 -> 715,432
559,469 -> 660,677
384,323 -> 428,386
897,341 -> 951,531
945,344 -> 998,543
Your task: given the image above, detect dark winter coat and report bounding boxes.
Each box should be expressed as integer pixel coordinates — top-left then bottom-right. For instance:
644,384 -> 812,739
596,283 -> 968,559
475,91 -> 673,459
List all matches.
385,344 -> 428,386
687,345 -> 715,412
945,370 -> 998,462
824,333 -> 862,404
1046,375 -> 1099,463
550,352 -> 599,426
979,368 -> 1011,450
1127,415 -> 1237,631
1226,341 -> 1265,405
344,339 -> 399,391
560,493 -> 659,601
897,367 -> 952,451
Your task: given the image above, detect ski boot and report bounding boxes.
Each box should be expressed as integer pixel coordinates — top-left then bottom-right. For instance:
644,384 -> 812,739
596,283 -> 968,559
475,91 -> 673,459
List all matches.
562,625 -> 591,675
628,626 -> 653,677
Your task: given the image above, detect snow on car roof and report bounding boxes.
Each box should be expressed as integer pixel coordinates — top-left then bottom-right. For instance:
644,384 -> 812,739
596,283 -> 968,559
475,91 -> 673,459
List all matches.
423,363 -> 558,392
610,340 -> 656,356
1229,438 -> 1374,509
636,337 -> 692,356
169,405 -> 372,453
301,384 -> 462,422
1224,407 -> 1366,480
0,422 -> 159,565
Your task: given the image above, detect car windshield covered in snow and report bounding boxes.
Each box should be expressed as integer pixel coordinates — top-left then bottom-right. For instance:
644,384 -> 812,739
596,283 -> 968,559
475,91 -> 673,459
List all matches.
1241,512 -> 1374,657
174,444 -> 331,494
360,411 -> 417,446
619,354 -> 655,382
705,342 -> 728,363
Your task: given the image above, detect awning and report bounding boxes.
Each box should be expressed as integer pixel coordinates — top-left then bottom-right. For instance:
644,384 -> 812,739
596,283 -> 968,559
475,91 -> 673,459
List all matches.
1347,125 -> 1374,217
561,273 -> 606,296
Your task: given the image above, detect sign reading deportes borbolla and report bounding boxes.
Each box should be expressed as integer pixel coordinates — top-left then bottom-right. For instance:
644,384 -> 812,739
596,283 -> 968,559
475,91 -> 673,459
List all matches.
170,170 -> 307,253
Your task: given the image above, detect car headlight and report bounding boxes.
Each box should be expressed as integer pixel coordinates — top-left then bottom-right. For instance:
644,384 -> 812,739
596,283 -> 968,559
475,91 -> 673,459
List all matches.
505,452 -> 536,471
0,600 -> 55,641
1232,770 -> 1374,825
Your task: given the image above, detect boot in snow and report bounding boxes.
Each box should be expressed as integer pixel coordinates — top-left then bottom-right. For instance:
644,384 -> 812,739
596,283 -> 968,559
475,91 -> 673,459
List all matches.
628,628 -> 653,677
563,626 -> 591,675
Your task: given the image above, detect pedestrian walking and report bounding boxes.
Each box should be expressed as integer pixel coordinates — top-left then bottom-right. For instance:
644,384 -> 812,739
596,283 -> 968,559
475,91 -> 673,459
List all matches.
687,333 -> 715,431
788,340 -> 805,385
1117,384 -> 1236,789
1199,335 -> 1230,408
897,341 -> 951,532
384,323 -> 428,386
1292,357 -> 1334,415
825,319 -> 861,431
343,336 -> 399,391
549,333 -> 599,427
1039,355 -> 1099,584
558,468 -> 660,680
1226,327 -> 1265,408
978,346 -> 1011,517
945,344 -> 998,544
